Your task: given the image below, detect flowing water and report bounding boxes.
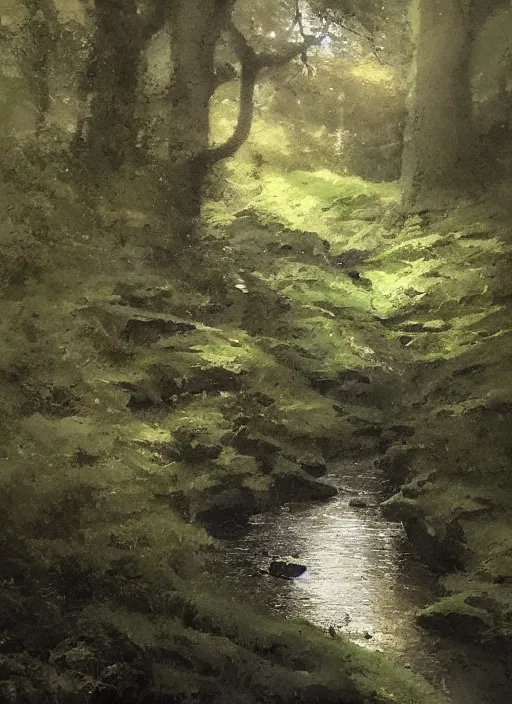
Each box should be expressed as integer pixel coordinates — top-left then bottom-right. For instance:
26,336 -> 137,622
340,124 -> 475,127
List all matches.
211,458 -> 512,704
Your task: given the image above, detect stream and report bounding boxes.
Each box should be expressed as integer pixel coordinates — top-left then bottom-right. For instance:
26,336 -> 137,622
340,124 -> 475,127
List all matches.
210,458 -> 512,704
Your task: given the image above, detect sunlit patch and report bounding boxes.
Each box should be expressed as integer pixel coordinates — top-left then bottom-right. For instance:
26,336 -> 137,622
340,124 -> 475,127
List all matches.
349,61 -> 395,87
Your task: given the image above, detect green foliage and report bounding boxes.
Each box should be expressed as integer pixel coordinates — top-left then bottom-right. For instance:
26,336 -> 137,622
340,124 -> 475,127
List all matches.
1,0 -> 511,697
4,15 -> 512,691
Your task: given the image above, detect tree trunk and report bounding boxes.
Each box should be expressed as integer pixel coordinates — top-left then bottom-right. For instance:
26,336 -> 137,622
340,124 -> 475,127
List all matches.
165,6 -> 314,242
401,0 -> 477,209
72,0 -> 139,172
23,0 -> 58,135
73,0 -> 169,175
166,0 -> 234,241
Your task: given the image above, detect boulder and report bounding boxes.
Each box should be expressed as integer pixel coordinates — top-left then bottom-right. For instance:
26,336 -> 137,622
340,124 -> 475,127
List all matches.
272,467 -> 337,502
194,487 -> 257,533
403,517 -> 466,572
232,428 -> 281,467
122,315 -> 195,344
417,593 -> 494,640
380,493 -> 423,521
374,444 -> 417,486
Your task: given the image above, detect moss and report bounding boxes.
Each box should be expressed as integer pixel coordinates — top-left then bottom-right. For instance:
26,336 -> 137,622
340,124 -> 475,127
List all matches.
247,169 -> 398,239
205,160 -> 399,246
198,174 -> 510,648
183,590 -> 447,704
380,493 -> 423,522
416,593 -> 494,640
260,260 -> 375,315
355,199 -> 512,646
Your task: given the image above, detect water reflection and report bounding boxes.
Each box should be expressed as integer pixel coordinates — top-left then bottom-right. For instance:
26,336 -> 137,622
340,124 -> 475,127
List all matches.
213,459 -> 441,673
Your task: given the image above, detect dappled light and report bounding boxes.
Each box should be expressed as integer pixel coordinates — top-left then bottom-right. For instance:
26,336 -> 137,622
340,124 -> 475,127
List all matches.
0,1 -> 511,703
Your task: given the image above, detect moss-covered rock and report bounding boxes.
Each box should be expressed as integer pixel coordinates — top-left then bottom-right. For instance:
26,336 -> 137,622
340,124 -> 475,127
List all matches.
355,199 -> 512,645
380,493 -> 423,522
216,167 -> 512,650
271,457 -> 337,503
416,593 -> 496,640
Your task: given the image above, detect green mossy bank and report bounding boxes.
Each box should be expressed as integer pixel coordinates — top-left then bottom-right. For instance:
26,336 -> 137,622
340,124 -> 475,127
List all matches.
0,141 -> 452,702
213,145 -> 512,649
1,141 -> 510,700
374,202 -> 512,646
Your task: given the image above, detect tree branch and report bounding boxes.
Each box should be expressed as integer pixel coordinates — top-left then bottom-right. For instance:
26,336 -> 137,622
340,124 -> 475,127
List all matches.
204,19 -> 258,164
204,18 -> 320,165
327,16 -> 387,65
293,0 -> 306,39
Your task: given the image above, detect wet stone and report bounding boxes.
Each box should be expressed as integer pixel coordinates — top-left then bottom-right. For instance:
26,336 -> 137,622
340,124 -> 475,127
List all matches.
374,444 -> 417,485
210,457 -> 512,702
209,457 -> 439,663
380,493 -> 423,521
195,487 -> 257,535
348,497 -> 372,508
269,558 -> 308,580
272,471 -> 337,502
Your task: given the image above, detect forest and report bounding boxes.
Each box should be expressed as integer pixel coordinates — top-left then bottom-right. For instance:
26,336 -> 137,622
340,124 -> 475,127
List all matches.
0,0 -> 512,702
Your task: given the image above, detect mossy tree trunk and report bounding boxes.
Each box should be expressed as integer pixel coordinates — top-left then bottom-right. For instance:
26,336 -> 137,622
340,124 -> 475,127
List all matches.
402,0 -> 509,209
23,0 -> 58,135
73,0 -> 169,175
401,0 -> 477,209
165,0 -> 235,242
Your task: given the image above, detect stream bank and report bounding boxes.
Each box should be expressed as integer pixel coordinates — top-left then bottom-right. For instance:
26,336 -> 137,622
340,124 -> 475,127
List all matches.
0,157 -> 448,702
1,144 -> 511,702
